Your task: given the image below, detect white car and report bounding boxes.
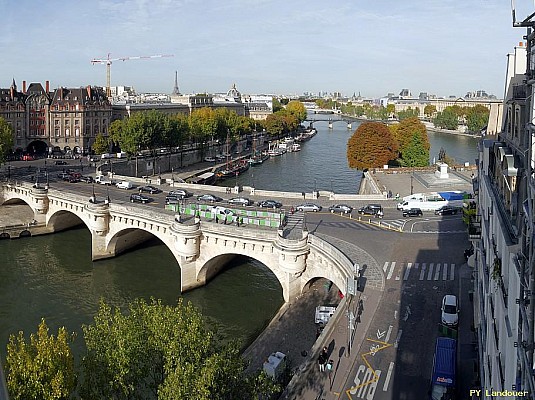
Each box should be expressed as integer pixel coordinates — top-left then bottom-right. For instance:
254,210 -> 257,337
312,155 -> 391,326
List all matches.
116,181 -> 133,190
441,295 -> 459,327
208,206 -> 235,221
296,203 -> 322,212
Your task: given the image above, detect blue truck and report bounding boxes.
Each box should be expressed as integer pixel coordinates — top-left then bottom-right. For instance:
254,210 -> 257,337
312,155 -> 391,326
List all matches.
429,337 -> 457,400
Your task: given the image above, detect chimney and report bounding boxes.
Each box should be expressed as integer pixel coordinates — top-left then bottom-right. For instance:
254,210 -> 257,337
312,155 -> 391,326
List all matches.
22,80 -> 26,93
87,85 -> 91,98
45,80 -> 49,93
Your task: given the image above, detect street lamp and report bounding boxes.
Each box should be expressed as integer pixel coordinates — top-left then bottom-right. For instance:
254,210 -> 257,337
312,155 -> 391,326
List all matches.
410,174 -> 414,195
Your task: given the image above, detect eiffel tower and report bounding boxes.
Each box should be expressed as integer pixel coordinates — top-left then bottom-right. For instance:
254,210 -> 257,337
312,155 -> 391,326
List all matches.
171,70 -> 180,95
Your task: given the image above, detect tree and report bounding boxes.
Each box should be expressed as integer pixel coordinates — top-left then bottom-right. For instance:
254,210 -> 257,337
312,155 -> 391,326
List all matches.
423,104 -> 436,118
391,117 -> 430,167
272,98 -> 283,113
285,101 -> 307,123
386,104 -> 395,118
347,122 -> 398,170
433,108 -> 458,130
92,133 -> 110,154
466,104 -> 490,133
0,117 -> 14,164
6,319 -> 76,400
264,113 -> 285,136
81,298 -> 277,400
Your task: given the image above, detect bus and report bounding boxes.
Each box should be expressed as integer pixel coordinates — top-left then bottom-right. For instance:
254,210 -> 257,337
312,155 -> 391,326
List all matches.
429,337 -> 456,400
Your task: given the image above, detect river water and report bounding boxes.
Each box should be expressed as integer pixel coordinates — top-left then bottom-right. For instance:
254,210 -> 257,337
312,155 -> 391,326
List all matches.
0,116 -> 479,359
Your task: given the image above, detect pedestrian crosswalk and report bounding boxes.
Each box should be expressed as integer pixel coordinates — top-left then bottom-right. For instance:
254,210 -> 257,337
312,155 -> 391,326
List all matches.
382,261 -> 456,281
319,219 -> 406,231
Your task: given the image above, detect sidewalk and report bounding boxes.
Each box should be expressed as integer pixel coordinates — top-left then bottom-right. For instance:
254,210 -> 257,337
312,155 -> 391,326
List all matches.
280,288 -> 383,400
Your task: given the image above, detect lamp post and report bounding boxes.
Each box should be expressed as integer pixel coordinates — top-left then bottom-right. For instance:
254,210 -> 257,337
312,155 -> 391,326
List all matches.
410,173 -> 414,195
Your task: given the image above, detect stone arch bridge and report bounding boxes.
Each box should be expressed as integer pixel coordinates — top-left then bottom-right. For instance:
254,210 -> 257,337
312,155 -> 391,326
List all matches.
0,183 -> 374,302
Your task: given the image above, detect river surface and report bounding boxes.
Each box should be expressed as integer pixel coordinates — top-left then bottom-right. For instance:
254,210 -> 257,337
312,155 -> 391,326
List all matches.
0,116 -> 479,360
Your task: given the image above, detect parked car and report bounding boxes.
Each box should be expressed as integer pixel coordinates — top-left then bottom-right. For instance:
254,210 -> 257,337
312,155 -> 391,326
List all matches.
257,199 -> 282,209
100,153 -> 113,159
434,205 -> 459,216
116,181 -> 133,190
402,208 -> 423,217
22,154 -> 34,161
441,295 -> 459,327
329,204 -> 353,214
57,172 -> 71,180
79,175 -> 94,184
64,175 -> 80,183
54,160 -> 68,165
228,197 -> 253,206
169,189 -> 193,199
197,194 -> 223,203
165,196 -> 181,205
357,204 -> 383,216
204,156 -> 216,163
295,203 -> 322,212
139,185 -> 161,194
130,193 -> 152,204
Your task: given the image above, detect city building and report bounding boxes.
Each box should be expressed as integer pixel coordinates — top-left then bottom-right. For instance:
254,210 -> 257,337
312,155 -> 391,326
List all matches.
471,35 -> 535,397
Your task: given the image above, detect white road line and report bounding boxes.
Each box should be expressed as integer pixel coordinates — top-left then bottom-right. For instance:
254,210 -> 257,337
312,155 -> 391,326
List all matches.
395,263 -> 402,280
442,263 -> 448,280
383,261 -> 389,273
394,329 -> 403,348
383,362 -> 395,391
385,325 -> 393,343
419,263 -> 426,280
434,263 -> 441,280
387,262 -> 396,280
427,263 -> 434,280
403,263 -> 412,281
450,263 -> 455,280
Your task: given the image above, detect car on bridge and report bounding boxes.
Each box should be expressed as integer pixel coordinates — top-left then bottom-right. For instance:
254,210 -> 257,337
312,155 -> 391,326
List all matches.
116,181 -> 133,190
139,185 -> 161,194
257,199 -> 282,209
169,189 -> 193,199
227,197 -> 253,206
197,194 -> 223,203
357,204 -> 383,216
328,204 -> 353,214
79,175 -> 94,184
296,203 -> 322,212
130,193 -> 152,204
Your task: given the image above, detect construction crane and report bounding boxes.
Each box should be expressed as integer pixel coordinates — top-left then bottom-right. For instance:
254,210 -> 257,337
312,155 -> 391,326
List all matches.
90,53 -> 174,97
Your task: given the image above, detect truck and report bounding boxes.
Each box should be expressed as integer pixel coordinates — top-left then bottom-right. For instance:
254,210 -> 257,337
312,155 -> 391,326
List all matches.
95,175 -> 113,186
429,337 -> 456,400
398,191 -> 469,212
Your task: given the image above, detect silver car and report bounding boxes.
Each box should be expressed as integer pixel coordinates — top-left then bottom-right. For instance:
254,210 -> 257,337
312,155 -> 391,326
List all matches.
227,197 -> 252,206
296,203 -> 322,212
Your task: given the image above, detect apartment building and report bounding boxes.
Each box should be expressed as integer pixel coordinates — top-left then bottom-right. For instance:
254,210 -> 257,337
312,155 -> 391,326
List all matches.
472,36 -> 535,398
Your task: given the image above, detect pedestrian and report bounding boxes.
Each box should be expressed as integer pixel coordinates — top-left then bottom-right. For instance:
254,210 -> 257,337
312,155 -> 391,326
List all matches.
318,352 -> 326,372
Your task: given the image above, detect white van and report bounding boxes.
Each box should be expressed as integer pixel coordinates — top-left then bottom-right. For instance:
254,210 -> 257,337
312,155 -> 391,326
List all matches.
116,181 -> 133,190
101,153 -> 113,159
116,152 -> 127,158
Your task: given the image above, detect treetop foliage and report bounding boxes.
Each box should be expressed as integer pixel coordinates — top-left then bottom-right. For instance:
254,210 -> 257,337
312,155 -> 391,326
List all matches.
0,117 -> 14,164
347,122 -> 399,169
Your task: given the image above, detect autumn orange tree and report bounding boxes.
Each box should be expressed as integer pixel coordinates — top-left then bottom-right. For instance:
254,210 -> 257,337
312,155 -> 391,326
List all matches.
347,122 -> 398,170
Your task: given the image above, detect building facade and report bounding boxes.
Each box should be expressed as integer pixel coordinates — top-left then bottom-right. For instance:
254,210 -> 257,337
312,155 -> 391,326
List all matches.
472,36 -> 535,398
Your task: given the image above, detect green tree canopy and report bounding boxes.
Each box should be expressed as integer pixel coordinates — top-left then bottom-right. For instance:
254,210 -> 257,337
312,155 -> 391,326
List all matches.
433,107 -> 459,130
6,319 -> 76,400
92,133 -> 110,154
80,298 -> 277,400
466,104 -> 490,133
0,117 -> 14,164
391,117 -> 430,167
285,100 -> 307,123
347,122 -> 398,170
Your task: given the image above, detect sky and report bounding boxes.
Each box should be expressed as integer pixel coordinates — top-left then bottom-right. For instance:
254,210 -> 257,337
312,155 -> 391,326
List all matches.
0,0 -> 531,98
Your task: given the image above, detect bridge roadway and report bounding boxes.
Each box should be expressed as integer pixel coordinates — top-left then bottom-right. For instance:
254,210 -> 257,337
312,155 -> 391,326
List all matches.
0,181 -> 386,305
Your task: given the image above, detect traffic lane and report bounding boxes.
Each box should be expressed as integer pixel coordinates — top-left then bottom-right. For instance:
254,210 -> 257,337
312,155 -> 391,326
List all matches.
404,215 -> 466,233
339,259 -> 460,400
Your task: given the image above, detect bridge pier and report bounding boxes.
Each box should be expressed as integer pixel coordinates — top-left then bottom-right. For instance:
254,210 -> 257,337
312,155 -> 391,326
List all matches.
275,232 -> 309,302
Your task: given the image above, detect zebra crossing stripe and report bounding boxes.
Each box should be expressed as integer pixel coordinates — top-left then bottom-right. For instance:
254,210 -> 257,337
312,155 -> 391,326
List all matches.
387,262 -> 396,280
427,263 -> 434,280
442,263 -> 448,280
450,264 -> 455,280
434,263 -> 441,280
403,263 -> 412,281
419,263 -> 426,280
383,262 -> 389,273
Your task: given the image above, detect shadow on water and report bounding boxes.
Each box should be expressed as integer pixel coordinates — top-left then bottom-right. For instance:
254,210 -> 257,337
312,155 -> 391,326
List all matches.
0,226 -> 284,360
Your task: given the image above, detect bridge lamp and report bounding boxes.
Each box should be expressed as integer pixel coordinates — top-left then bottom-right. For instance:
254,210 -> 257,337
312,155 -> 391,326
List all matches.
314,178 -> 317,193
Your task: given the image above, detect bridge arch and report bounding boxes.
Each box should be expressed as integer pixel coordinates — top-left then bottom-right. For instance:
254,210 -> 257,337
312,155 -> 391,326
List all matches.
106,227 -> 169,260
47,209 -> 87,233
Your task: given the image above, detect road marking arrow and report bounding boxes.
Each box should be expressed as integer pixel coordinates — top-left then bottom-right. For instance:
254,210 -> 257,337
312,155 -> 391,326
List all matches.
376,329 -> 386,339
